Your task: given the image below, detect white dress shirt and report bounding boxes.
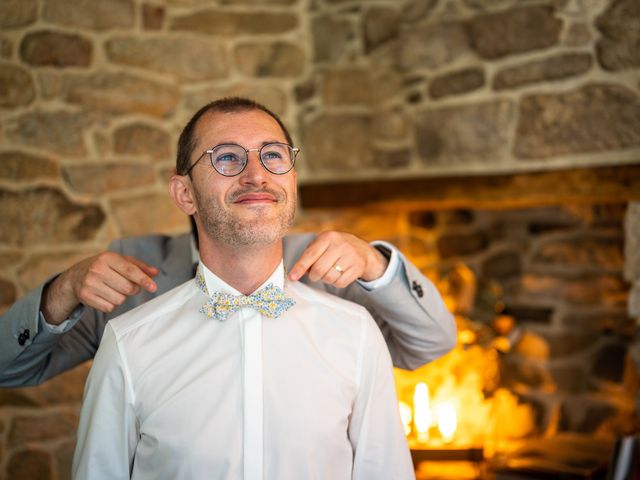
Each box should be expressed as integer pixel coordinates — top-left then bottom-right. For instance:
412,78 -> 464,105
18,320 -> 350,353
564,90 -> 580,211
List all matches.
72,260 -> 414,480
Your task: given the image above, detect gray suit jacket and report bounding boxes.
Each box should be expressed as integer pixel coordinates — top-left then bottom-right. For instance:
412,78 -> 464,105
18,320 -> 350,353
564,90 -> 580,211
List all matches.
0,232 -> 455,386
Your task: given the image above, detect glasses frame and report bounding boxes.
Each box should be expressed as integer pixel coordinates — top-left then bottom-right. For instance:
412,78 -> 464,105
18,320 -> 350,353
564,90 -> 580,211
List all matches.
183,142 -> 299,177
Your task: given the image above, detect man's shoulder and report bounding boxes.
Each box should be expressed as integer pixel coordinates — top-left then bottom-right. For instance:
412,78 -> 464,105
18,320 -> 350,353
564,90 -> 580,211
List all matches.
289,281 -> 371,321
108,279 -> 195,340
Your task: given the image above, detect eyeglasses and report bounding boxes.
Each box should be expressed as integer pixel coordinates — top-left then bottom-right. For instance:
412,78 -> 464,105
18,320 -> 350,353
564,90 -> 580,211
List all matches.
184,142 -> 299,177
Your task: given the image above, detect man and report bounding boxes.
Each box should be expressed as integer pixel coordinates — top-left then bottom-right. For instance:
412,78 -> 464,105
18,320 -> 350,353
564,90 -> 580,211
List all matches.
0,173 -> 455,386
72,97 -> 415,478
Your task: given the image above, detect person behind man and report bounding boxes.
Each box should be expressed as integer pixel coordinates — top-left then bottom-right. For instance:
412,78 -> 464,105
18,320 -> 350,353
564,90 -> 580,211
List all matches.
72,97 -> 415,479
0,152 -> 455,387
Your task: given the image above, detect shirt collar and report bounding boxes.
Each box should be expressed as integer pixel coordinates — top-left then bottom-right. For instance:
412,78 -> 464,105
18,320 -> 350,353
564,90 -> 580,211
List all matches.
198,260 -> 286,297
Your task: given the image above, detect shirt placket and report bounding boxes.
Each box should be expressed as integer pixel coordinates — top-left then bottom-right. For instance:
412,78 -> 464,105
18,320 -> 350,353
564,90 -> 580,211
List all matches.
240,307 -> 263,480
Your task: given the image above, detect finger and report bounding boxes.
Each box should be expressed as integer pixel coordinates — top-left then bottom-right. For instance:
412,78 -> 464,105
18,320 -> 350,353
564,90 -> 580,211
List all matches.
307,249 -> 344,283
320,264 -> 345,285
81,269 -> 139,306
77,288 -> 126,313
124,256 -> 160,277
108,255 -> 158,293
332,270 -> 360,289
288,236 -> 332,281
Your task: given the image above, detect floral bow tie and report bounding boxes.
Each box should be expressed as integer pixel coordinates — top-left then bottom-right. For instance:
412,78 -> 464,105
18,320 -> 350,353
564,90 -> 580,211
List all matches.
195,269 -> 295,321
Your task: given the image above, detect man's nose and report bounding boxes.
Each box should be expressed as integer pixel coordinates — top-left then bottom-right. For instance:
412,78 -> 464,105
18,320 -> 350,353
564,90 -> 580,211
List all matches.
239,150 -> 267,185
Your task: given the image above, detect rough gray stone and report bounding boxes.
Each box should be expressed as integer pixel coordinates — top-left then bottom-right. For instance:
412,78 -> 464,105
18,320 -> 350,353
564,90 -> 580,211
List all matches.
399,22 -> 469,70
429,67 -> 485,99
532,234 -> 624,271
62,163 -> 156,195
0,0 -> 37,28
18,250 -> 99,291
0,187 -> 105,246
7,450 -> 54,480
592,343 -> 627,383
493,53 -> 592,90
55,441 -> 75,480
312,14 -> 354,63
106,36 -> 228,81
364,6 -> 400,53
234,42 -> 304,77
514,84 -> 640,159
437,230 -> 489,258
63,72 -> 179,117
322,67 -> 372,106
402,0 -> 439,23
630,282 -> 640,318
142,3 -> 165,30
5,110 -> 92,156
596,0 -> 640,71
217,0 -> 296,4
625,202 -> 640,282
113,123 -> 172,161
303,114 -> 374,173
0,65 -> 35,108
466,5 -> 562,59
550,364 -> 588,393
482,249 -> 521,279
0,278 -> 16,310
0,36 -> 11,58
9,412 -> 78,446
111,193 -> 189,236
372,149 -> 411,169
43,0 -> 135,30
564,22 -> 591,47
0,151 -> 59,181
170,10 -> 297,35
20,30 -> 92,67
415,99 -> 515,165
519,273 -> 628,306
372,108 -> 409,141
547,333 -> 599,358
183,84 -> 288,117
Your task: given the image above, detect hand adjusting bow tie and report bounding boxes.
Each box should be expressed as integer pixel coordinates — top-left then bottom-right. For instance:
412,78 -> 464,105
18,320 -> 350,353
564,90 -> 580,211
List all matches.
195,269 -> 295,321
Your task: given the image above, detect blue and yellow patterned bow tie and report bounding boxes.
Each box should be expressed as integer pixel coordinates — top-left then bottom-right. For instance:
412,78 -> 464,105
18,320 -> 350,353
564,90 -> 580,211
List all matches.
195,268 -> 295,321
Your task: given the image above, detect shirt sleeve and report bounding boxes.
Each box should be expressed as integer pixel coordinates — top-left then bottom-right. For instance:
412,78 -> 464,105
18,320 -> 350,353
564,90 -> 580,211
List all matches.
72,324 -> 138,479
348,314 -> 416,480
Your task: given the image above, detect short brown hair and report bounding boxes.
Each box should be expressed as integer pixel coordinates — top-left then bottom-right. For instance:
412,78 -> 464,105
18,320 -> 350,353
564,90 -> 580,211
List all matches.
176,97 -> 293,175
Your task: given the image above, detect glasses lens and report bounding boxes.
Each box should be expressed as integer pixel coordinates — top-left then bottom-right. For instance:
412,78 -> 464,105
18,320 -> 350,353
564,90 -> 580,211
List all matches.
210,145 -> 246,176
260,143 -> 294,174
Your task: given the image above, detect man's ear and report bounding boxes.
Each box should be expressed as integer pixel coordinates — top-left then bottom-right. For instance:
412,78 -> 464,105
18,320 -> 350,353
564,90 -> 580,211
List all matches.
169,175 -> 197,215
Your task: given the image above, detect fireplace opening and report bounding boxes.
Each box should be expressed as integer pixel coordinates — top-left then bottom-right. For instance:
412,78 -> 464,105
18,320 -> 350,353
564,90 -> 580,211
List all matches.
293,194 -> 639,479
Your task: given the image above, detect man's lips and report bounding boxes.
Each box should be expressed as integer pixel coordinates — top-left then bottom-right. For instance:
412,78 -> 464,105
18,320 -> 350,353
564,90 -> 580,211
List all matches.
232,192 -> 278,204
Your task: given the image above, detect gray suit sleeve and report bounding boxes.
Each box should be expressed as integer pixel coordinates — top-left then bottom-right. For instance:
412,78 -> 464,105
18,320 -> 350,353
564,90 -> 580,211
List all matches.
283,233 -> 456,371
0,242 -> 126,387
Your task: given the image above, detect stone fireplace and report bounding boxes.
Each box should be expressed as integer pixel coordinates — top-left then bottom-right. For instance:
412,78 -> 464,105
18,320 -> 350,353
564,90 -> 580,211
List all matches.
1,0 -> 639,477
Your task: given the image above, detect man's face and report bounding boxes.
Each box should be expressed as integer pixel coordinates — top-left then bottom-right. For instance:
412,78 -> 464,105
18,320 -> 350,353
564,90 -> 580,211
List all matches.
188,109 -> 297,247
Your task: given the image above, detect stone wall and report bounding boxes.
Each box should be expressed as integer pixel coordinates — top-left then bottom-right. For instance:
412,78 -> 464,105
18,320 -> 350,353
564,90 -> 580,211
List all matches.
1,0 -> 639,478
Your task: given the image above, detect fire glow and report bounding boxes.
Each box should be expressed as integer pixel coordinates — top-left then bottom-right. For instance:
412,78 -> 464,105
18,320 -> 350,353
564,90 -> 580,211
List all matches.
395,328 -> 535,454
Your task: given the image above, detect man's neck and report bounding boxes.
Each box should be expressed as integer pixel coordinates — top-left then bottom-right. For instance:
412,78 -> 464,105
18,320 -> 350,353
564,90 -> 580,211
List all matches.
198,237 -> 283,295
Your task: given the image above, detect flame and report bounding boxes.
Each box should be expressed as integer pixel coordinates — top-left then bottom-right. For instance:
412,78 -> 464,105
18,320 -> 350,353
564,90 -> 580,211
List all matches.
413,383 -> 432,442
434,402 -> 457,443
395,333 -> 535,452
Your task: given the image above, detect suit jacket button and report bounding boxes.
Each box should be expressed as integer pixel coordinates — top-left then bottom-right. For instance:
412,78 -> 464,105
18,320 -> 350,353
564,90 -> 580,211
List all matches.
412,281 -> 424,298
18,334 -> 26,346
